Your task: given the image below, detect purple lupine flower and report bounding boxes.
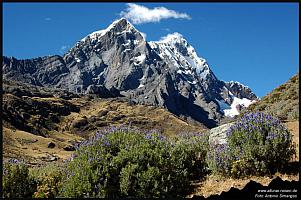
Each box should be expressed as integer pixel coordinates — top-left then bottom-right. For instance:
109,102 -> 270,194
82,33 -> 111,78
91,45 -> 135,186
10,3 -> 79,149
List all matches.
144,134 -> 152,140
267,132 -> 277,141
102,140 -> 111,147
157,134 -> 167,141
8,158 -> 21,164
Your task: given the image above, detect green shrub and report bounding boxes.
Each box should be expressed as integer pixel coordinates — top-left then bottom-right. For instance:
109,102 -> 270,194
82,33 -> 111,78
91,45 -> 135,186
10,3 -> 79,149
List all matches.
206,143 -> 231,176
30,164 -> 64,198
2,159 -> 37,198
208,112 -> 295,178
59,126 -> 208,198
173,132 -> 209,180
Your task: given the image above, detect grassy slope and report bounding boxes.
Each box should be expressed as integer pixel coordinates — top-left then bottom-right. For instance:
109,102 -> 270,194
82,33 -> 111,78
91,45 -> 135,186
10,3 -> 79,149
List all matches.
62,97 -> 206,138
3,127 -> 83,166
246,73 -> 299,121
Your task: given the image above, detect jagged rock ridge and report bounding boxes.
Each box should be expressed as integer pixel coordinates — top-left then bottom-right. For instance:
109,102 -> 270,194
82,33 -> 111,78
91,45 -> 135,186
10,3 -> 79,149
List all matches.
2,18 -> 258,128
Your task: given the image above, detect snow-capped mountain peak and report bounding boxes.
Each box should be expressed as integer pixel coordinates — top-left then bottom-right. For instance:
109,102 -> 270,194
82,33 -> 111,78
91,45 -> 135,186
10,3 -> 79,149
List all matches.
81,18 -> 141,42
149,32 -> 214,82
228,80 -> 249,89
3,18 -> 258,128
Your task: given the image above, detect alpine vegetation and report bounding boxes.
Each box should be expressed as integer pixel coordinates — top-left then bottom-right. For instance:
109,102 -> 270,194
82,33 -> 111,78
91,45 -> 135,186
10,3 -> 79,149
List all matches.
2,159 -> 36,198
207,112 -> 295,178
2,117 -> 295,198
60,126 -> 209,198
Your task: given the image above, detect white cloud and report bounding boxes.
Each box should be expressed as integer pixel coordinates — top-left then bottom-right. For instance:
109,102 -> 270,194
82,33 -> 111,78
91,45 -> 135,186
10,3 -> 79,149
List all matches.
120,3 -> 191,24
59,45 -> 69,54
159,32 -> 183,42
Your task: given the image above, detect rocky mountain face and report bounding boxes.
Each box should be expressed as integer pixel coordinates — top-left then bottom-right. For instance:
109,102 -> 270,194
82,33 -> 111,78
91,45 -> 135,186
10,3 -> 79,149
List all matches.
2,18 -> 258,128
224,81 -> 257,100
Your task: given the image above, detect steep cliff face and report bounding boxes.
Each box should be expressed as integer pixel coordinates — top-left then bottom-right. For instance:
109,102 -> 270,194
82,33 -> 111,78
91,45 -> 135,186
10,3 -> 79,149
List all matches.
2,18 -> 258,128
3,55 -> 69,87
60,18 -> 165,93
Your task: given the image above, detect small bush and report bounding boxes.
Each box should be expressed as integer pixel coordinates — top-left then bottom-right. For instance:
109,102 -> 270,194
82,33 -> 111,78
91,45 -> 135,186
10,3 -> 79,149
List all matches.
208,112 -> 295,178
2,159 -> 37,198
206,143 -> 231,176
59,126 -> 208,198
30,164 -> 64,198
175,132 -> 209,180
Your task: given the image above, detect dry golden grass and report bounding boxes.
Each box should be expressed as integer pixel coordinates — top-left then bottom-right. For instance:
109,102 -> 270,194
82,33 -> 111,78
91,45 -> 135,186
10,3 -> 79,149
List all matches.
285,121 -> 299,161
61,98 -> 206,137
3,127 -> 83,165
246,73 -> 299,121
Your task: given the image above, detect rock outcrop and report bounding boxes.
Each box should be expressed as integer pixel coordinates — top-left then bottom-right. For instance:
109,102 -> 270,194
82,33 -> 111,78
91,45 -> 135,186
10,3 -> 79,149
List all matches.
208,123 -> 234,145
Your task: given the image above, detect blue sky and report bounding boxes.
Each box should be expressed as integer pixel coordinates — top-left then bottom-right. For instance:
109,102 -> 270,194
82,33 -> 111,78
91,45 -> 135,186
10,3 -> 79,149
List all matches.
3,3 -> 299,97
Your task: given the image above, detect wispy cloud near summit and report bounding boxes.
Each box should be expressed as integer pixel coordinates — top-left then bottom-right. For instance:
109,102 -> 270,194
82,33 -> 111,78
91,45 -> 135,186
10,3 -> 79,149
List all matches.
120,3 -> 191,24
59,45 -> 69,54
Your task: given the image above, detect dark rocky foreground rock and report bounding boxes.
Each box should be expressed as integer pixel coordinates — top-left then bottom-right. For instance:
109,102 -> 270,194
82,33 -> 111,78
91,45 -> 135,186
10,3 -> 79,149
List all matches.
192,177 -> 299,199
2,18 -> 258,128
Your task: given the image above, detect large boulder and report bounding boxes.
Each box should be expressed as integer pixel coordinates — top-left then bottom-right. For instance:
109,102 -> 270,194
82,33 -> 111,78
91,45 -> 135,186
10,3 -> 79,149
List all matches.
209,123 -> 234,145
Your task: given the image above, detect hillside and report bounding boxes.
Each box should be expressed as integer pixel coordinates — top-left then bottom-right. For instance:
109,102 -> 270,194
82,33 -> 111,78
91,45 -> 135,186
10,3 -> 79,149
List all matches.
246,73 -> 299,121
2,80 -> 206,165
